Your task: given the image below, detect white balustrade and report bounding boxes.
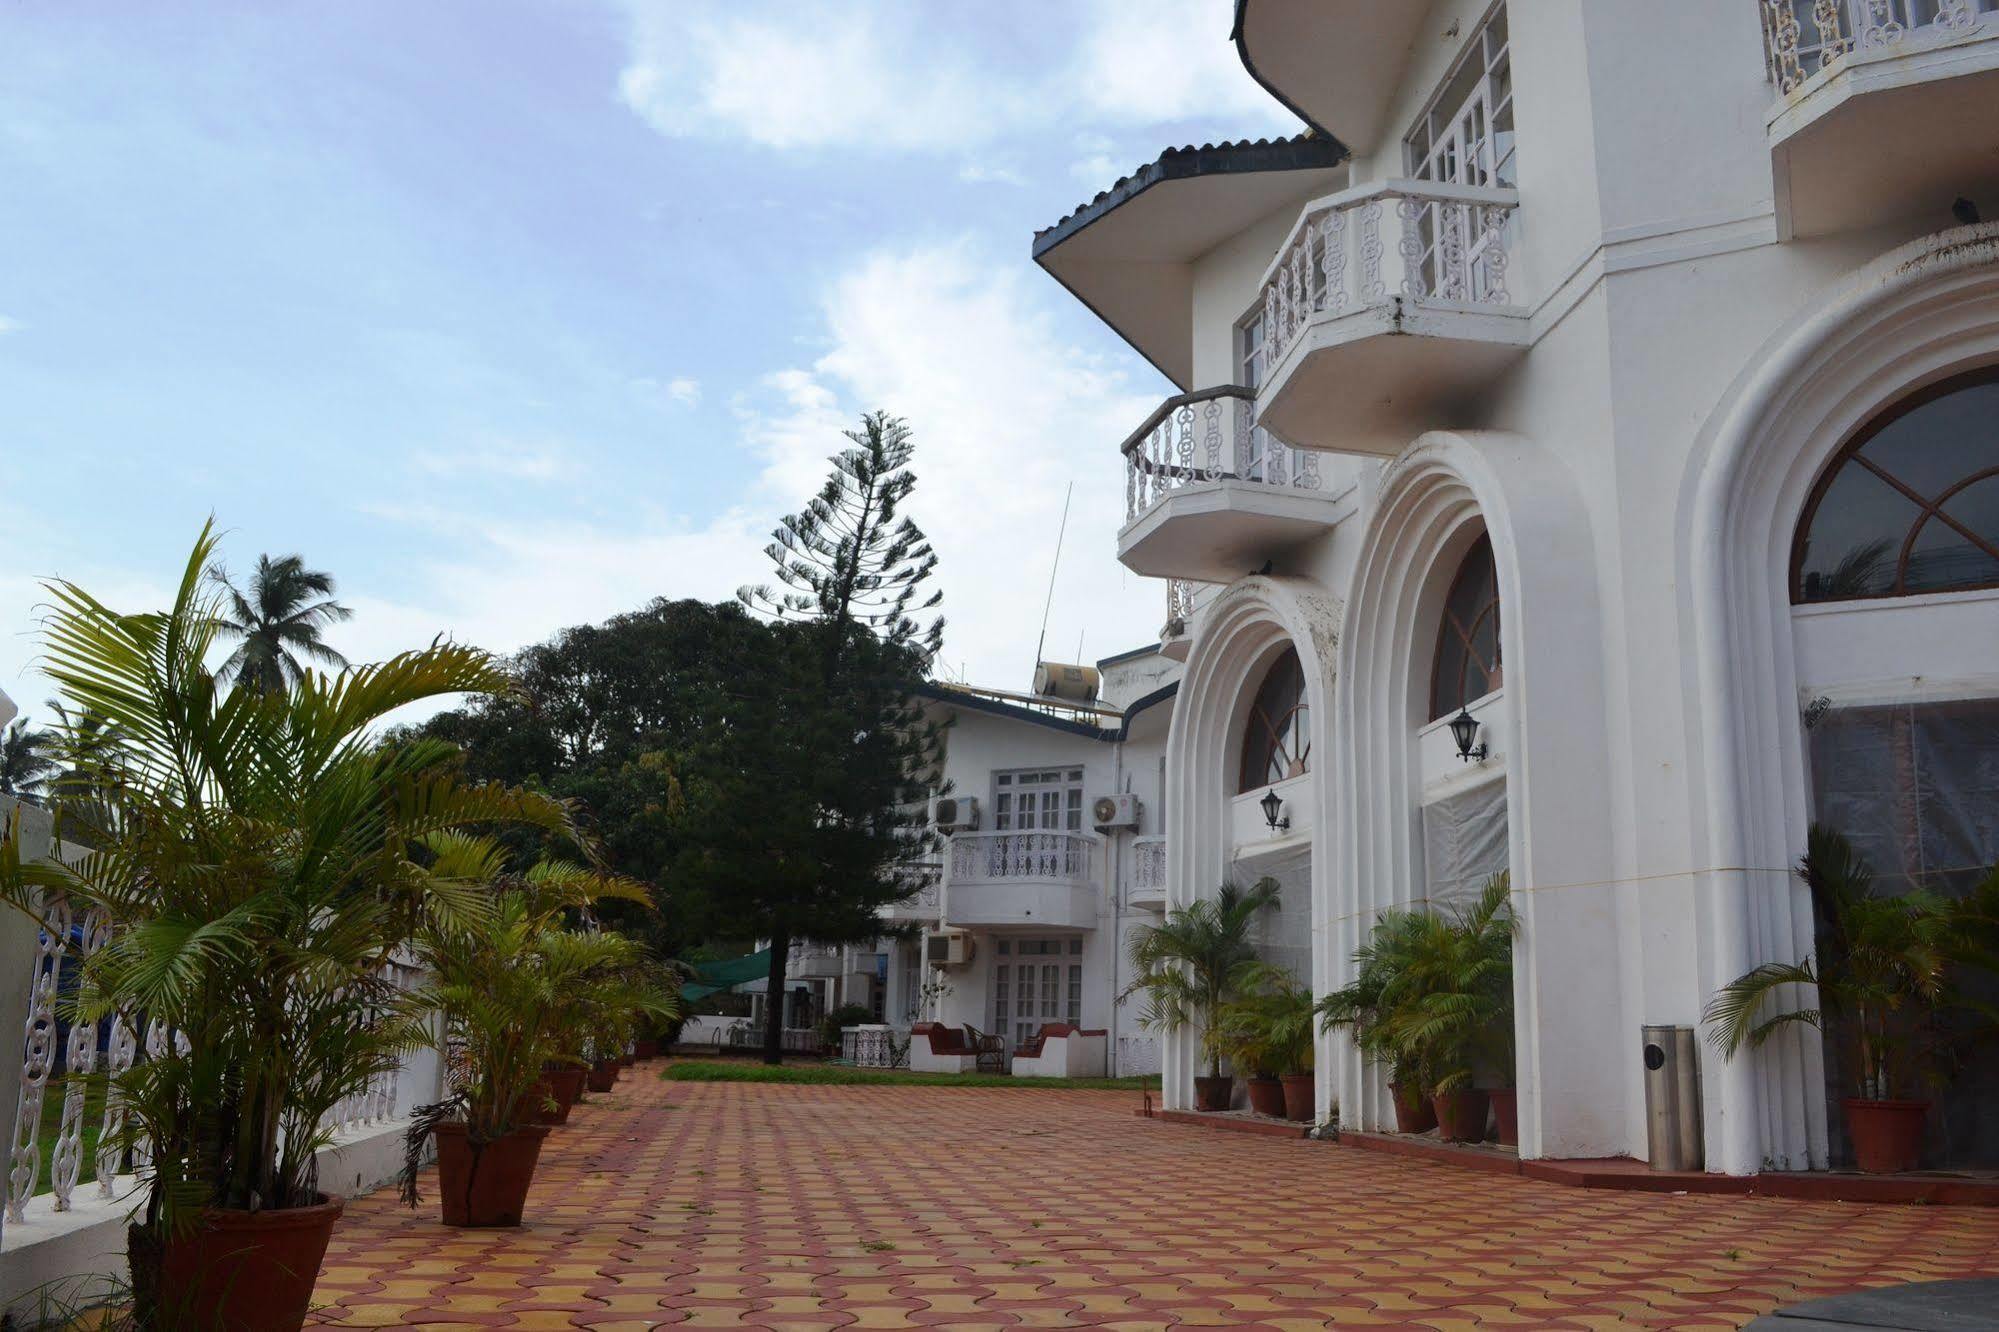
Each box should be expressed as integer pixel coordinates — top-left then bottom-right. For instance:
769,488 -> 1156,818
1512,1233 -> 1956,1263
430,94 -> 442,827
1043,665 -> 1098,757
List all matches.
1123,388 -> 1322,526
1131,837 -> 1167,902
1258,179 -> 1519,374
1762,0 -> 1995,93
948,831 -> 1097,886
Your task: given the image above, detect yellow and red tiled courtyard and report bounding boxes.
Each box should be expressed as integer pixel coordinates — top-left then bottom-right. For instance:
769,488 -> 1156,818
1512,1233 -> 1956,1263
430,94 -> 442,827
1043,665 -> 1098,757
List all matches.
310,1070 -> 1999,1329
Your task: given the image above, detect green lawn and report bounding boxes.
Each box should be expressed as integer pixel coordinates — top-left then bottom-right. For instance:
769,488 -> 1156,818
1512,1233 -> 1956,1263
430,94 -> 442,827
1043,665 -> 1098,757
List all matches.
662,1060 -> 1159,1091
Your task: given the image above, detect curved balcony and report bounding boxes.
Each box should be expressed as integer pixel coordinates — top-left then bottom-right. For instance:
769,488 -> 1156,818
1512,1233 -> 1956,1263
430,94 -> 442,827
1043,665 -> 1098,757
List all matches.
1128,836 -> 1167,911
1253,180 -> 1528,455
1762,0 -> 1999,238
946,831 -> 1099,930
1119,387 -> 1339,582
882,864 -> 941,921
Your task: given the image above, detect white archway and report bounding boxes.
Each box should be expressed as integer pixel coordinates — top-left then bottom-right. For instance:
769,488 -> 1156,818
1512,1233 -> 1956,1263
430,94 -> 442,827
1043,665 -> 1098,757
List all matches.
1159,575 -> 1341,1110
1683,221 -> 1999,1174
1330,431 -> 1623,1158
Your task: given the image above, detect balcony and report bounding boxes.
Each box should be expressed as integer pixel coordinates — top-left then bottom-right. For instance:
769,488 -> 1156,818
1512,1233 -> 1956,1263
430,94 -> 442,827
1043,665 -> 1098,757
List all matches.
945,831 -> 1099,930
1762,0 -> 1999,238
1119,387 -> 1339,582
1128,836 -> 1167,911
1253,180 -> 1528,456
882,864 -> 941,921
789,943 -> 844,980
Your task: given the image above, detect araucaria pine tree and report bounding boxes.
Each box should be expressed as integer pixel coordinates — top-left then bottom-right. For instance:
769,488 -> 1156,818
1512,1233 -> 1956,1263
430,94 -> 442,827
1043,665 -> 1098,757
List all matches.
731,411 -> 945,1062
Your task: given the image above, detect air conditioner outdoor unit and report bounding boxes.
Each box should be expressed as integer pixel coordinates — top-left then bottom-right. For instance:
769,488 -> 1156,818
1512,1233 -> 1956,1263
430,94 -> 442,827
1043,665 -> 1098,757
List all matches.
1091,793 -> 1142,830
925,928 -> 973,968
933,795 -> 980,832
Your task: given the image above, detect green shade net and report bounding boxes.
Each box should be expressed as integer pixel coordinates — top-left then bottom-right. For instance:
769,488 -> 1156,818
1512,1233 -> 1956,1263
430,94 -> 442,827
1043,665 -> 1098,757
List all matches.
680,947 -> 773,1001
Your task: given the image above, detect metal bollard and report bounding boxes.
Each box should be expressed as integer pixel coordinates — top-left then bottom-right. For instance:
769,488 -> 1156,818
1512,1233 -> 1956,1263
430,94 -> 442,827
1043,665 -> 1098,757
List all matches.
1641,1024 -> 1704,1172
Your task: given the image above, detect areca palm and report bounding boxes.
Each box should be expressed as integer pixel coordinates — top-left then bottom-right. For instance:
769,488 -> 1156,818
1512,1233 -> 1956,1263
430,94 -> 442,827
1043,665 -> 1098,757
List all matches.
1705,825 -> 1991,1099
0,522 -> 579,1309
209,553 -> 353,693
1120,878 -> 1279,1078
0,716 -> 57,798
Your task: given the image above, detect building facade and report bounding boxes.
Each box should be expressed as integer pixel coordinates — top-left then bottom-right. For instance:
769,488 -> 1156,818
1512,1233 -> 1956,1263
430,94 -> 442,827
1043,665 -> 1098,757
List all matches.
1032,0 -> 1999,1172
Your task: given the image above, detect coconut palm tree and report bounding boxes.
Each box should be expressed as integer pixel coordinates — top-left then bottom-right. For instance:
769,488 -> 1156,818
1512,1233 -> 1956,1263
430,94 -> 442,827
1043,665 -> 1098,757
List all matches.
209,553 -> 353,693
0,716 -> 57,799
1120,878 -> 1279,1079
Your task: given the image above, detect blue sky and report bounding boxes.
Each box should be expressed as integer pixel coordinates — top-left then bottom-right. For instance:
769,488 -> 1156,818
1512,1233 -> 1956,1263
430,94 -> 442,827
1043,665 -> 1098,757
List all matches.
0,2 -> 1296,718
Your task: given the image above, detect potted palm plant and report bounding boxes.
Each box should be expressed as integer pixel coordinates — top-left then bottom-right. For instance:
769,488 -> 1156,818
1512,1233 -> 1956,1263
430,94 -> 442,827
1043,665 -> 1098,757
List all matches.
0,525 -> 578,1332
1121,879 -> 1279,1112
1220,963 -> 1316,1121
403,838 -> 673,1225
1320,874 -> 1514,1141
1705,825 -> 1997,1173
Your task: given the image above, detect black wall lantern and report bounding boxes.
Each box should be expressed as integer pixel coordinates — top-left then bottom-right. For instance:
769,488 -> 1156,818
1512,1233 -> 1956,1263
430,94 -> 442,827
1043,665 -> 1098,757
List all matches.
1259,787 -> 1290,832
1447,706 -> 1488,763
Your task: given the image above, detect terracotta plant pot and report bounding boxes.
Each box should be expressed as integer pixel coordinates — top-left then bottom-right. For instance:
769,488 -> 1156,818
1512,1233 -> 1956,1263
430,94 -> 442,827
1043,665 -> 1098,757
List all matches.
1844,1097 -> 1928,1173
586,1059 -> 618,1093
433,1121 -> 551,1227
153,1194 -> 342,1332
542,1066 -> 586,1124
1280,1073 -> 1315,1123
1489,1088 -> 1518,1147
1245,1075 -> 1287,1117
1390,1083 -> 1437,1134
635,1038 -> 660,1060
1432,1088 -> 1491,1143
1193,1075 -> 1234,1112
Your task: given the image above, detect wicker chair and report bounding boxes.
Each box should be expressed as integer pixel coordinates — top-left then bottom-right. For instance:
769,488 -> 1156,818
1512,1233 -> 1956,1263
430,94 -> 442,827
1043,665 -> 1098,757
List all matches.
962,1023 -> 1009,1074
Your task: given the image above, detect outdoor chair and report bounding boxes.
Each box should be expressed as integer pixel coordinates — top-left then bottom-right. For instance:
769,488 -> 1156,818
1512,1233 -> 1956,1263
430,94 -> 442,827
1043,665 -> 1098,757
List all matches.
962,1023 -> 1008,1074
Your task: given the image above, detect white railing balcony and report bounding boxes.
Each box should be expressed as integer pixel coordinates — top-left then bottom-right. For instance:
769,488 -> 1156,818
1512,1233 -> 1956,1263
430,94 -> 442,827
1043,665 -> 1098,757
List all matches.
881,864 -> 941,920
789,942 -> 844,979
1118,388 -> 1340,582
1160,579 -> 1200,661
1253,179 -> 1527,456
1129,836 -> 1167,911
946,831 -> 1099,930
1759,0 -> 1999,237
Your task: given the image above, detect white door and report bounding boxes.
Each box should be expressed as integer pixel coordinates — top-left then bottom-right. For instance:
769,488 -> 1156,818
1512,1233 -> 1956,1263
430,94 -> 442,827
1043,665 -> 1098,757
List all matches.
990,938 -> 1085,1049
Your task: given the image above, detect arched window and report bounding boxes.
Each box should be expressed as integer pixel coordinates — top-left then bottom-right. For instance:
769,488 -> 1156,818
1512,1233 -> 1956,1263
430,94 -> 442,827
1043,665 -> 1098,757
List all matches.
1430,534 -> 1502,720
1239,647 -> 1309,792
1794,370 -> 1999,603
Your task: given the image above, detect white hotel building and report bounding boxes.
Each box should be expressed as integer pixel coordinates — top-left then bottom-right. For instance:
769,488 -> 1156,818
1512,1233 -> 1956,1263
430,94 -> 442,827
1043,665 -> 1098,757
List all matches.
777,0 -> 1999,1176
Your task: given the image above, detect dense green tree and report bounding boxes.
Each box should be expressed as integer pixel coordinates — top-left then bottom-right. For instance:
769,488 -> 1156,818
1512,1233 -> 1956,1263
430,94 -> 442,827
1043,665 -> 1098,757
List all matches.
734,411 -> 944,1062
209,553 -> 352,692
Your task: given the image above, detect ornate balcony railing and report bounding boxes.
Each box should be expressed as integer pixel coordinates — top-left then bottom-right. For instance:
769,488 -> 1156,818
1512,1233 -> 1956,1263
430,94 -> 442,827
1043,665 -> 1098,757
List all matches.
949,831 -> 1096,885
1258,179 -> 1519,373
886,863 -> 941,916
1131,836 -> 1167,906
1762,0 -> 1997,93
1123,387 -> 1322,525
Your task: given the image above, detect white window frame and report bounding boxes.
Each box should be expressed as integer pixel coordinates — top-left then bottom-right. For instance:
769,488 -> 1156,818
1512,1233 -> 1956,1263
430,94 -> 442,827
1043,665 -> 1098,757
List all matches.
991,767 -> 1086,832
1403,1 -> 1514,303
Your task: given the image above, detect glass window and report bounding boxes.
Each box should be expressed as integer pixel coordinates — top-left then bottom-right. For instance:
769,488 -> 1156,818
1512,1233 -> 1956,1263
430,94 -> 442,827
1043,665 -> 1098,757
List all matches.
1794,371 -> 1999,603
1067,965 -> 1083,1025
1431,535 -> 1503,720
1238,646 -> 1311,793
992,768 -> 1086,830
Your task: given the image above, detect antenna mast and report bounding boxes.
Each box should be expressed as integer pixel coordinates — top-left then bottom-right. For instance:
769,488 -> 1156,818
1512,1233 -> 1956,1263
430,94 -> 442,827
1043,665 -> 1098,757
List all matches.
1032,482 -> 1074,683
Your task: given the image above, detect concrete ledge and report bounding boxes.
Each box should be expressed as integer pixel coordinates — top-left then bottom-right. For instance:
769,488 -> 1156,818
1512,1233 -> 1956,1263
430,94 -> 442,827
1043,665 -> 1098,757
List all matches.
1155,1109 -> 1311,1139
0,1115 -> 425,1315
1339,1130 -> 1999,1205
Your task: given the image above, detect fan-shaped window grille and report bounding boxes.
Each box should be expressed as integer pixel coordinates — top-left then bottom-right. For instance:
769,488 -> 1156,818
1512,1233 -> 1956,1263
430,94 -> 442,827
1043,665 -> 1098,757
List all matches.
1239,647 -> 1310,793
1430,534 -> 1503,721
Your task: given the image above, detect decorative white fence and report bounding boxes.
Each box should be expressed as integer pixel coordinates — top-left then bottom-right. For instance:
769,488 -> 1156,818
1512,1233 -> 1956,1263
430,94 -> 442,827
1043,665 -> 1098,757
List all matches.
1258,179 -> 1519,374
949,831 -> 1096,886
1762,0 -> 1998,92
1130,837 -> 1167,906
1123,387 -> 1322,525
7,896 -> 425,1223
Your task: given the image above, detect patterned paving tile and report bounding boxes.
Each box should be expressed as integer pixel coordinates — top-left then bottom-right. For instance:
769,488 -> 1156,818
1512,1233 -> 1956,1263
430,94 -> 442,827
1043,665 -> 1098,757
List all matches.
309,1070 -> 1999,1329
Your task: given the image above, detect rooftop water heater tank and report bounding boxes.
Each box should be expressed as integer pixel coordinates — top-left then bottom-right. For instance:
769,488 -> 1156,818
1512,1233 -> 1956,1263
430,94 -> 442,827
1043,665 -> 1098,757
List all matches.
1033,661 -> 1100,703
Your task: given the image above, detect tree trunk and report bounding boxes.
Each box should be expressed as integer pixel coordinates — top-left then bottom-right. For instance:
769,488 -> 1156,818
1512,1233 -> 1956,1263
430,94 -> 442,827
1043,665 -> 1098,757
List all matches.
762,932 -> 790,1065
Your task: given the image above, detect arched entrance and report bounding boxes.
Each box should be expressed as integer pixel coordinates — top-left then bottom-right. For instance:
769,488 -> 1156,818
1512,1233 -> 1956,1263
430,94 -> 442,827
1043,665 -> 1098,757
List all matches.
1160,576 -> 1340,1110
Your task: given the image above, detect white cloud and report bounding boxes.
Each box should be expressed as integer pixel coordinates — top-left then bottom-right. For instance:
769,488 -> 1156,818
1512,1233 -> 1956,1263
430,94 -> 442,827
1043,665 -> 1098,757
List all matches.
0,315 -> 23,336
958,163 -> 1028,187
409,436 -> 577,482
613,0 -> 1295,154
631,375 -> 703,410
